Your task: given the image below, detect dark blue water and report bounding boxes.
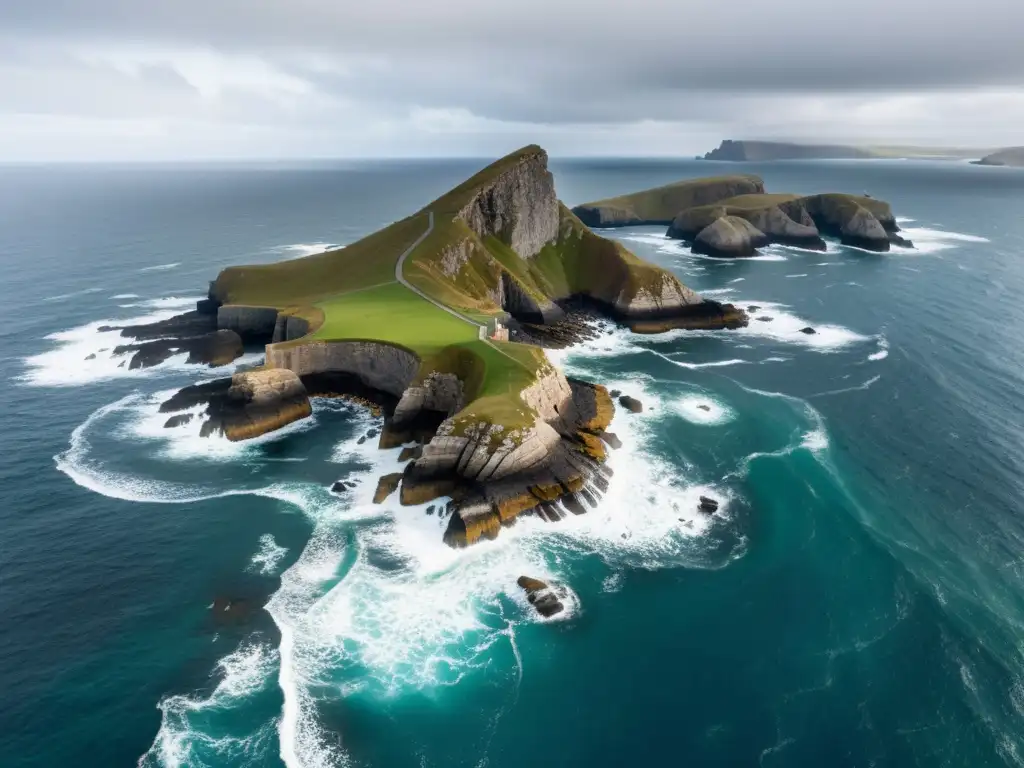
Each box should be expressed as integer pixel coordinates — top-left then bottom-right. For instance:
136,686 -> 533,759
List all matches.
2,158 -> 1024,767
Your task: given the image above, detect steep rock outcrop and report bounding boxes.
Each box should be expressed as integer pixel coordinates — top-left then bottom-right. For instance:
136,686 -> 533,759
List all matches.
265,340 -> 419,397
742,205 -> 825,250
693,216 -> 770,258
392,371 -> 465,425
271,313 -> 312,343
499,271 -> 563,324
457,149 -> 559,259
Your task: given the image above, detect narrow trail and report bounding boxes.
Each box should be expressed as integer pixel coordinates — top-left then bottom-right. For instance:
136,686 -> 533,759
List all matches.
395,210 -> 524,366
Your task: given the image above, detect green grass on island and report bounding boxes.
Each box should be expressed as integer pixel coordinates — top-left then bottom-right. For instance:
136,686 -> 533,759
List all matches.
209,144 -> 691,437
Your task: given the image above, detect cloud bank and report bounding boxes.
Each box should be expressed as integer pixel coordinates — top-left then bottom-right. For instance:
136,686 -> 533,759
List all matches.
2,0 -> 1022,159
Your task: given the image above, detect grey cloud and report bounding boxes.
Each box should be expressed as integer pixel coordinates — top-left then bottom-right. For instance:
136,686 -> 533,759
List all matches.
1,0 -> 1024,157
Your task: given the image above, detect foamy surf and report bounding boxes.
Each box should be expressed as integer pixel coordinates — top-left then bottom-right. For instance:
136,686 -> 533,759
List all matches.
139,262 -> 180,272
275,243 -> 340,260
139,642 -> 280,768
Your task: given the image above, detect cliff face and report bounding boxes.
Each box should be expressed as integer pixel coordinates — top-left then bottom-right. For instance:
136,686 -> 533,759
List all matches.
457,149 -> 559,259
217,305 -> 279,341
265,340 -> 419,397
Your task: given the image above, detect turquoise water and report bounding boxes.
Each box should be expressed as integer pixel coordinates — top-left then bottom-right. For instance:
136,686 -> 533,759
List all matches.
2,158 -> 1024,767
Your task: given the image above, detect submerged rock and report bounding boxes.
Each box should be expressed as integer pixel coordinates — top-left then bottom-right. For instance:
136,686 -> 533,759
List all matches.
517,575 -> 565,618
163,413 -> 194,429
800,327 -> 817,335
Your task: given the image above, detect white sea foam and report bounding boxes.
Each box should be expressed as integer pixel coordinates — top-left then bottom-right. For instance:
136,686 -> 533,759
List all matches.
276,243 -> 340,259
250,534 -> 289,575
140,262 -> 180,272
868,338 -> 890,361
894,226 -> 990,255
141,642 -> 279,768
42,287 -> 102,302
673,395 -> 737,425
786,273 -> 809,278
118,296 -> 202,310
728,277 -> 746,284
111,293 -> 141,299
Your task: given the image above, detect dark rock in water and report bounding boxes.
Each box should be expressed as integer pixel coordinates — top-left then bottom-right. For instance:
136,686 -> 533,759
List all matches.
697,404 -> 711,412
357,436 -> 366,445
85,353 -> 96,361
426,505 -> 436,516
367,427 -> 380,439
757,316 -> 774,322
373,473 -> 403,504
800,327 -> 817,335
699,495 -> 720,513
330,479 -> 359,493
747,306 -> 761,313
209,597 -> 257,627
163,413 -> 195,429
517,575 -> 565,618
600,431 -> 623,450
114,329 -> 243,370
118,360 -> 126,368
610,389 -> 621,398
185,329 -> 244,367
889,233 -> 914,248
107,309 -> 218,341
579,487 -> 599,508
398,445 -> 423,463
507,307 -> 604,349
562,495 -> 588,516
160,369 -> 311,441
618,395 -> 643,414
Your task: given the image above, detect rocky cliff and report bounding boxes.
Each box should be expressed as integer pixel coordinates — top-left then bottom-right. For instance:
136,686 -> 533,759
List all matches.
265,339 -> 420,397
457,148 -> 559,259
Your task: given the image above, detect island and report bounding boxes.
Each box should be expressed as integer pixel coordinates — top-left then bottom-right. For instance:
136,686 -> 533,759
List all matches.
573,179 -> 912,255
111,145 -> 746,550
702,140 -> 877,162
972,147 -> 1024,167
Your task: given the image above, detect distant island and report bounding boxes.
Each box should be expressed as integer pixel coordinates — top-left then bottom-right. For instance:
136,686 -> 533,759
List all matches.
573,177 -> 911,254
972,147 -> 1024,167
702,139 -> 990,162
703,140 -> 876,162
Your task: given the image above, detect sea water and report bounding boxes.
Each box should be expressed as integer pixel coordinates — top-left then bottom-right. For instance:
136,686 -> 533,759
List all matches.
2,158 -> 1024,767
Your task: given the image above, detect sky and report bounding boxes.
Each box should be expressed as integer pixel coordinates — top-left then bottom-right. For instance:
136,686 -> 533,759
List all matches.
2,0 -> 1022,160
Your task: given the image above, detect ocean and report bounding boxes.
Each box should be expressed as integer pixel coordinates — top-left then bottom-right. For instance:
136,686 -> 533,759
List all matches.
2,156 -> 1024,767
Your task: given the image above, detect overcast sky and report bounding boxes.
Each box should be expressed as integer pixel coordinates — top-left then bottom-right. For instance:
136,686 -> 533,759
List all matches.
2,0 -> 1022,160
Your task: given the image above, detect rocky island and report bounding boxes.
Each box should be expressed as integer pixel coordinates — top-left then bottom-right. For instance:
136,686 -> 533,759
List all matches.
113,145 -> 744,548
702,140 -> 878,162
972,147 -> 1024,167
574,178 -> 912,255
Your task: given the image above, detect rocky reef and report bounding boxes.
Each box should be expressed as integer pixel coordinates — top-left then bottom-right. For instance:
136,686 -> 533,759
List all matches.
666,190 -> 910,255
160,368 -> 312,441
